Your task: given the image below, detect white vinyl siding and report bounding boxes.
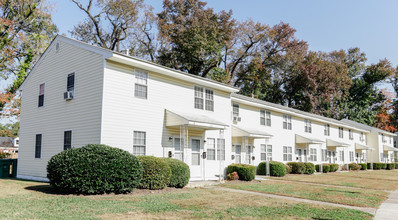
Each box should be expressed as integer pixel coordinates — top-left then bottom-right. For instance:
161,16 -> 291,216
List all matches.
133,131 -> 146,156
134,70 -> 148,99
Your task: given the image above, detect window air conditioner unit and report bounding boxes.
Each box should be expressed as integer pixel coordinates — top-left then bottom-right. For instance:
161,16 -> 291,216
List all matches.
233,116 -> 241,122
64,91 -> 74,100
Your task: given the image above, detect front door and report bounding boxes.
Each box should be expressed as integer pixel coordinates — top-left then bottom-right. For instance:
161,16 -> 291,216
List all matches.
296,149 -> 302,162
190,138 -> 203,179
235,145 -> 241,163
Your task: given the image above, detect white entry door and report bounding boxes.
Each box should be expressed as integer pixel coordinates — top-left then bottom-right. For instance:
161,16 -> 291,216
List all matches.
190,138 -> 203,179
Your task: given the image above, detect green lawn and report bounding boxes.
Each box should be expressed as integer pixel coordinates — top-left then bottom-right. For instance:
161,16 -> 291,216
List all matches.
222,179 -> 388,208
0,179 -> 372,219
274,170 -> 398,191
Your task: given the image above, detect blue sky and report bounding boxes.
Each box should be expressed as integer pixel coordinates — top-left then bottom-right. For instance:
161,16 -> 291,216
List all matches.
49,0 -> 398,67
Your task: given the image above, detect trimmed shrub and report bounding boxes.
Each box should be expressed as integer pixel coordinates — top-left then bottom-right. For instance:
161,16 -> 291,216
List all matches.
137,156 -> 171,190
373,163 -> 386,170
328,163 -> 339,172
359,163 -> 367,170
161,158 -> 190,188
227,171 -> 239,180
304,162 -> 315,174
256,161 -> 267,175
349,163 -> 361,171
269,161 -> 287,177
47,144 -> 142,195
315,164 -> 330,173
287,162 -> 306,174
386,163 -> 395,170
395,163 -> 398,169
367,163 -> 372,169
257,161 -> 287,177
227,164 -> 256,181
382,163 -> 387,169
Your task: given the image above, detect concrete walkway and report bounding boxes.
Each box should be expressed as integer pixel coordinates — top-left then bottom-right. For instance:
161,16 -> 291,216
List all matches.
209,186 -> 376,215
374,190 -> 398,219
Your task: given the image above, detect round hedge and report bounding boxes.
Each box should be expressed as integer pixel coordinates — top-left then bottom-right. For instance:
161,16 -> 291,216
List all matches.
161,158 -> 190,188
47,144 -> 142,195
137,156 -> 171,190
227,164 -> 256,181
257,161 -> 286,177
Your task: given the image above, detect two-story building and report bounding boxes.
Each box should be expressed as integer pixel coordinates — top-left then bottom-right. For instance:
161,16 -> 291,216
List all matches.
17,35 -> 397,181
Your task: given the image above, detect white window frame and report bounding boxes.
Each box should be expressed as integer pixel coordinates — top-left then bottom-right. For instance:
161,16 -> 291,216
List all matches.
205,89 -> 214,111
134,69 -> 148,99
207,138 -> 215,160
261,144 -> 272,161
360,132 -> 364,142
38,83 -> 45,107
349,151 -> 354,162
283,115 -> 292,130
217,138 -> 225,161
232,104 -> 239,117
283,146 -> 292,161
309,148 -> 317,162
349,129 -> 354,140
324,124 -> 330,136
304,119 -> 312,133
133,131 -> 146,156
338,127 -> 344,138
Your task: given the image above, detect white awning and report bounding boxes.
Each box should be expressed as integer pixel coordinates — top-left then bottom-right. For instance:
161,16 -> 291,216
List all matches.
383,145 -> 398,152
232,125 -> 272,138
295,134 -> 325,144
165,110 -> 228,130
355,143 -> 373,151
326,139 -> 350,148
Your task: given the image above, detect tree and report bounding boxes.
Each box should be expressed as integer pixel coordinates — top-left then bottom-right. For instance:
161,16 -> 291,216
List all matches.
374,89 -> 396,132
70,0 -> 144,52
0,122 -> 19,137
157,0 -> 235,77
0,0 -> 57,113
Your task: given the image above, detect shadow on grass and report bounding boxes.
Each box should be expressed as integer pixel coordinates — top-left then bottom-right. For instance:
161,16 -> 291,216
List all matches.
324,188 -> 360,194
24,185 -> 71,195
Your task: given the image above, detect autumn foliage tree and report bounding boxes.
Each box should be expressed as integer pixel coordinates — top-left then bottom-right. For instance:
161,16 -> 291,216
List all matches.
374,89 -> 397,132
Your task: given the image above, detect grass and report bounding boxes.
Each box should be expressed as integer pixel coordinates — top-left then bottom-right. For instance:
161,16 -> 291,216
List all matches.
0,178 -> 372,219
274,170 -> 398,191
222,180 -> 388,208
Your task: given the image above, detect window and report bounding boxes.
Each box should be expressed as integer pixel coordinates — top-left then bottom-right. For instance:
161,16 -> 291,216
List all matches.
321,149 -> 328,161
304,119 -> 312,133
205,89 -> 214,111
133,131 -> 146,156
349,129 -> 353,140
194,86 -> 203,109
360,132 -> 364,142
339,150 -> 345,162
283,115 -> 292,130
35,134 -> 42,158
63,130 -> 72,150
38,83 -> 45,107
173,137 -> 183,161
194,86 -> 213,111
232,104 -> 239,117
207,138 -> 215,160
283,146 -> 292,161
67,73 -> 75,93
217,138 -> 225,160
309,148 -> 317,162
324,124 -> 330,136
261,144 -> 272,161
382,134 -> 386,143
260,110 -> 271,126
338,127 -> 344,138
349,151 -> 354,162
135,70 -> 148,99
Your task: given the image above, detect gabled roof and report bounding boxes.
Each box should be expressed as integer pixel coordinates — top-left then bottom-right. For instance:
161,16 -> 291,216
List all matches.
231,93 -> 369,133
341,119 -> 396,136
20,35 -> 239,93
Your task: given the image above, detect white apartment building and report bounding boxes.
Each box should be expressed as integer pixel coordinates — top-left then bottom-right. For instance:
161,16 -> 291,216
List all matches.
17,36 -> 397,182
